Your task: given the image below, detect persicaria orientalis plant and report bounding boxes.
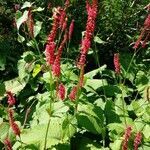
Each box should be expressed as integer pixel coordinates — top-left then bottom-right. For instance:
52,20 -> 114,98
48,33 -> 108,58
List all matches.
1,1 -> 149,149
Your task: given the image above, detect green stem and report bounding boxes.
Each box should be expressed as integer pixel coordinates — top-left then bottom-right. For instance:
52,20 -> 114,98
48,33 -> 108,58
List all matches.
93,44 -> 107,100
43,118 -> 51,150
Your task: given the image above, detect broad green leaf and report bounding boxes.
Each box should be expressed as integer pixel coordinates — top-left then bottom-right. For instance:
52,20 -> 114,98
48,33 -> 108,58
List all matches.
104,100 -> 120,124
94,36 -> 106,44
16,10 -> 28,30
21,1 -> 33,9
62,115 -> 77,140
33,7 -> 44,12
143,125 -> 150,141
4,77 -> 26,94
17,33 -> 25,43
34,21 -> 42,37
18,59 -> 30,81
77,103 -> 104,134
32,64 -> 41,77
0,122 -> 9,140
84,79 -> 107,92
99,85 -> 122,97
52,101 -> 69,118
13,119 -> 65,149
84,65 -> 107,79
135,71 -> 149,92
109,139 -> 122,150
18,51 -> 35,81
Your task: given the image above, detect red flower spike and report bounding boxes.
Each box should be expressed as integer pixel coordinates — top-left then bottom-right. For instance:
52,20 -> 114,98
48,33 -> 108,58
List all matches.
114,53 -> 121,74
134,132 -> 142,150
10,122 -> 20,137
14,4 -> 20,11
52,32 -> 68,77
59,9 -> 66,29
69,19 -> 74,40
122,126 -> 132,150
27,9 -> 34,38
69,86 -> 78,101
8,109 -> 14,124
52,57 -> 61,77
45,7 -> 61,66
78,0 -> 98,68
65,0 -> 70,8
58,83 -> 66,100
6,91 -> 16,106
133,14 -> 150,49
144,14 -> 150,28
62,18 -> 68,32
45,42 -> 56,65
3,138 -> 12,150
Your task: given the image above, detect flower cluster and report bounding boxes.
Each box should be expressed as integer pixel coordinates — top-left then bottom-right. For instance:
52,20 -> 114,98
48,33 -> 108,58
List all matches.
122,126 -> 132,150
6,91 -> 16,106
133,14 -> 150,49
134,132 -> 142,150
3,138 -> 12,150
78,0 -> 98,68
68,86 -> 78,101
69,19 -> 74,40
45,7 -> 61,66
8,109 -> 20,137
52,31 -> 68,77
57,83 -> 66,100
114,53 -> 121,74
26,8 -> 34,38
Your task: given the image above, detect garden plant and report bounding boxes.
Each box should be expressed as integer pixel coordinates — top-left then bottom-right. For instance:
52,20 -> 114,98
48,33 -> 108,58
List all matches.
0,0 -> 150,150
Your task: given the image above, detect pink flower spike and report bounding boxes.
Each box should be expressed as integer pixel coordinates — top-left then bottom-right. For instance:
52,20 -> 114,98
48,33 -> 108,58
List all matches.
6,91 -> 16,106
3,138 -> 12,150
58,83 -> 66,100
134,132 -> 142,150
114,53 -> 121,74
69,19 -> 74,40
10,122 -> 21,137
122,126 -> 132,150
69,86 -> 77,101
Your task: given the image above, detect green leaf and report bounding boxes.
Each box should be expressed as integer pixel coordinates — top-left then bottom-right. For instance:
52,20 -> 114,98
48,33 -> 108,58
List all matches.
16,10 -> 28,30
109,139 -> 122,150
0,122 -> 9,140
34,21 -> 42,37
84,79 -> 107,92
62,115 -> 77,140
13,119 -> 65,149
77,103 -> 104,134
104,100 -> 121,124
33,7 -> 44,12
107,123 -> 124,140
94,36 -> 106,44
84,65 -> 107,79
100,85 -> 122,97
17,33 -> 25,43
143,125 -> 150,141
4,77 -> 26,94
18,51 -> 35,81
135,71 -> 149,92
32,64 -> 41,77
21,2 -> 33,9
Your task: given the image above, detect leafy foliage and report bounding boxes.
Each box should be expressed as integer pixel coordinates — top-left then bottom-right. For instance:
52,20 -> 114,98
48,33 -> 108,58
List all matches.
0,0 -> 150,150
